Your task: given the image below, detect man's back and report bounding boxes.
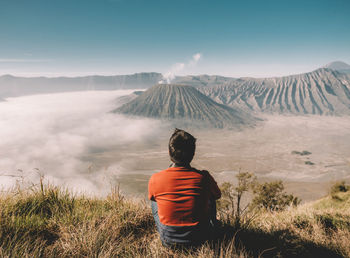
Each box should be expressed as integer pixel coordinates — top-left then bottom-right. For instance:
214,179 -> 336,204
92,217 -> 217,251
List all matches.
148,166 -> 221,226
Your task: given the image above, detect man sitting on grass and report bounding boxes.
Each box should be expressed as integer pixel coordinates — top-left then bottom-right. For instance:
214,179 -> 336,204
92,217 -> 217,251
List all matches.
148,128 -> 221,247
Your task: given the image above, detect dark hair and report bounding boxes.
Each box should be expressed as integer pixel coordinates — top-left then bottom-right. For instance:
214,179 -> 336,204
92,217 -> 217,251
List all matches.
169,128 -> 196,165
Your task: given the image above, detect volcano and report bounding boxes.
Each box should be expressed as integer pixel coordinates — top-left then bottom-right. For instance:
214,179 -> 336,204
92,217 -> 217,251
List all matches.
114,84 -> 257,128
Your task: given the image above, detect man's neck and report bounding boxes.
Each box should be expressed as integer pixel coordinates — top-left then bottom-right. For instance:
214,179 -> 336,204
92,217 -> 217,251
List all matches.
170,163 -> 191,168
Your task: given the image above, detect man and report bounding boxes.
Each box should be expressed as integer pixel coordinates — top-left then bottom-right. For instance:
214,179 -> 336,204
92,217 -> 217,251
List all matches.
148,128 -> 221,247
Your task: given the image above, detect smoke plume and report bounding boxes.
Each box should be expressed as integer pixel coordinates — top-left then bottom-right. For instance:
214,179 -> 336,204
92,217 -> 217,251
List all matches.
160,53 -> 202,84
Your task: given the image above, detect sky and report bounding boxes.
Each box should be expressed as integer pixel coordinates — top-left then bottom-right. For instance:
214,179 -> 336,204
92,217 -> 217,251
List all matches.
0,0 -> 350,77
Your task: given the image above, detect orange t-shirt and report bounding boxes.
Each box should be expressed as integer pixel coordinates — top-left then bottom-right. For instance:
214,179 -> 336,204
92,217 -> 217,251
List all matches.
148,167 -> 221,226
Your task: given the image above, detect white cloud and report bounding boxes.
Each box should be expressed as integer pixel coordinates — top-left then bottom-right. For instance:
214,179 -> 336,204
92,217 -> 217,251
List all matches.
191,53 -> 202,64
0,91 -> 169,195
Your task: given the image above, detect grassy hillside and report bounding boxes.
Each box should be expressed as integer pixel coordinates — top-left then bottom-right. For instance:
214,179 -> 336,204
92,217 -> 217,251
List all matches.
0,182 -> 349,257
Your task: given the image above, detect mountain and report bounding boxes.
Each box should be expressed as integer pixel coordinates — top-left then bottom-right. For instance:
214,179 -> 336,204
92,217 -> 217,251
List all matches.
0,72 -> 234,99
324,61 -> 350,74
172,74 -> 235,87
0,73 -> 162,98
200,68 -> 350,115
114,84 -> 257,128
324,61 -> 350,71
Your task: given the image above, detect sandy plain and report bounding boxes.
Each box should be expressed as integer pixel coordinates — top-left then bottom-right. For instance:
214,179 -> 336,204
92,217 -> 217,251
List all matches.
109,115 -> 350,202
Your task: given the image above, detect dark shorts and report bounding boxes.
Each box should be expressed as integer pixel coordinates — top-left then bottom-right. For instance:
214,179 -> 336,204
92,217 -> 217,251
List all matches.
151,200 -> 217,247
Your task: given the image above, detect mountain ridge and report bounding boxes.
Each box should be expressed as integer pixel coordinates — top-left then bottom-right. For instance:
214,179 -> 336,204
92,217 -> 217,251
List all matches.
200,68 -> 350,115
2,62 -> 350,116
0,72 -> 163,98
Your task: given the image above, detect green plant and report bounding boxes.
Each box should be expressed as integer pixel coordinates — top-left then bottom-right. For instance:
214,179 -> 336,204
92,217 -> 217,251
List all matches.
330,181 -> 349,200
251,181 -> 301,211
291,150 -> 312,156
305,161 -> 315,165
218,172 -> 256,226
331,181 -> 349,194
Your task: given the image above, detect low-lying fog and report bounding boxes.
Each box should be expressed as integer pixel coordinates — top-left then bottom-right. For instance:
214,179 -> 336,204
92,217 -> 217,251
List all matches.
0,91 -> 171,194
1,90 -> 349,201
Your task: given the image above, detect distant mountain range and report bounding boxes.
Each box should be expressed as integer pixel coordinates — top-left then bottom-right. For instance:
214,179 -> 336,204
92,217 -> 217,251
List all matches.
114,84 -> 257,128
1,61 -> 350,117
0,72 -> 162,98
1,61 -> 347,97
201,68 -> 350,115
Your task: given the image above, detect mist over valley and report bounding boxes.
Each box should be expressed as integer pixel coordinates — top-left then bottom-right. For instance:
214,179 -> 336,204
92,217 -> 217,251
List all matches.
1,70 -> 349,201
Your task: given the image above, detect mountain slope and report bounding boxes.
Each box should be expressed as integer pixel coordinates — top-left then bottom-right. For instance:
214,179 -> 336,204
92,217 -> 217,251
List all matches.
114,84 -> 257,128
201,68 -> 350,115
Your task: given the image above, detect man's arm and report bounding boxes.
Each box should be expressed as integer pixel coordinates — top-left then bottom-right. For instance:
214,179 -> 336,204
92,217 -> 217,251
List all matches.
202,170 -> 221,200
208,173 -> 221,200
148,176 -> 155,201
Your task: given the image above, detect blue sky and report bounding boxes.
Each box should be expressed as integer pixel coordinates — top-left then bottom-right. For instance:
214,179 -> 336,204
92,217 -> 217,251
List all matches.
0,0 -> 349,77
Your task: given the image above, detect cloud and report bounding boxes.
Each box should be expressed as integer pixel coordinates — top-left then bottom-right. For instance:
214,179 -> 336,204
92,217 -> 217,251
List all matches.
160,53 -> 202,84
0,91 -> 170,195
191,53 -> 202,64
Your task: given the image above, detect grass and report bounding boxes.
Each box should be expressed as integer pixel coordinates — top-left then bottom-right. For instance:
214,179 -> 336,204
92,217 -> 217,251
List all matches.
0,182 -> 349,257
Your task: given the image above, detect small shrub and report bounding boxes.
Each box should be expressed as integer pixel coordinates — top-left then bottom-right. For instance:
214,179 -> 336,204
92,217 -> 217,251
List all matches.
217,172 -> 256,226
305,161 -> 315,165
293,215 -> 311,229
291,150 -> 312,156
314,213 -> 350,232
301,150 -> 312,156
251,181 -> 301,211
330,181 -> 349,200
331,181 -> 349,194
